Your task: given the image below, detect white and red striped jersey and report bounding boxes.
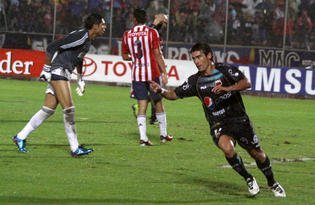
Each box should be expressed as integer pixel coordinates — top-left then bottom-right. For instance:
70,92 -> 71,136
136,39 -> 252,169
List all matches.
122,24 -> 161,82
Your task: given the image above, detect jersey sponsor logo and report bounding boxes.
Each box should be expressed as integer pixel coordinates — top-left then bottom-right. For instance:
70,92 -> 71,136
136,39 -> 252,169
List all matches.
212,108 -> 225,116
218,92 -> 232,100
203,96 -> 214,109
128,31 -> 148,38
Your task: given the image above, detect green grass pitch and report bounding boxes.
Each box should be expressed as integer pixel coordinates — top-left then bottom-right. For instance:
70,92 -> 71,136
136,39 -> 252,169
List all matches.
0,78 -> 314,205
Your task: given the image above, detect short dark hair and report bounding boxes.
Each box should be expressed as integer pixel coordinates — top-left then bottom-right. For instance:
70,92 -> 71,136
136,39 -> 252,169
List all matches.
190,43 -> 214,60
84,13 -> 103,30
133,8 -> 147,24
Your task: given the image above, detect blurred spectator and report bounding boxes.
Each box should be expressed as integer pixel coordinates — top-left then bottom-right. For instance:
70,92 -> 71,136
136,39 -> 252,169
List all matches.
271,0 -> 285,47
43,6 -> 53,33
197,0 -> 223,43
185,8 -> 199,42
254,0 -> 273,46
0,0 -> 6,31
2,0 -> 314,52
242,0 -> 262,17
169,7 -> 188,42
227,4 -> 242,44
295,8 -> 313,50
198,0 -> 215,21
112,7 -> 127,37
241,12 -> 254,45
255,10 -> 272,45
146,0 -> 168,24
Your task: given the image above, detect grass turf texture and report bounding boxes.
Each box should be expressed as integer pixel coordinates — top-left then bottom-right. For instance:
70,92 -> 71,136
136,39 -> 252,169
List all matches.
0,78 -> 314,205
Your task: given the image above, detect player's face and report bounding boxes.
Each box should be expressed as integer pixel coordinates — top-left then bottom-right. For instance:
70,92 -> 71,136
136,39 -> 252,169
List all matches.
191,50 -> 211,73
96,18 -> 106,36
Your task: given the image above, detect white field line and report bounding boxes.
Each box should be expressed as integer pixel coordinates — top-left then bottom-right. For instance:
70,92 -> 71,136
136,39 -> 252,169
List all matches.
220,157 -> 315,168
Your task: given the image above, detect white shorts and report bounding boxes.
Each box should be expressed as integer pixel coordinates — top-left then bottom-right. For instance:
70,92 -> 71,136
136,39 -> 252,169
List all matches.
51,67 -> 72,81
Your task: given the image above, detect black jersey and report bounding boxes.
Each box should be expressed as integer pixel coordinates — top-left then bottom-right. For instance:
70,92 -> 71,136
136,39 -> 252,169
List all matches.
174,63 -> 248,127
47,28 -> 91,73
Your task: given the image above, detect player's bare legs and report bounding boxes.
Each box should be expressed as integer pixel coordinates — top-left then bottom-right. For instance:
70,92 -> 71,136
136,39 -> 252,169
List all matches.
13,92 -> 57,152
50,80 -> 73,109
217,135 -> 236,158
43,93 -> 58,110
247,147 -> 286,196
137,99 -> 149,116
50,80 -> 83,154
218,135 -> 259,196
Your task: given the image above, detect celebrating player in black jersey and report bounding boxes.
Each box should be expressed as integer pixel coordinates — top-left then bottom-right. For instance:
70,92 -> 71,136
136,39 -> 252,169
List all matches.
150,43 -> 286,197
12,13 -> 106,157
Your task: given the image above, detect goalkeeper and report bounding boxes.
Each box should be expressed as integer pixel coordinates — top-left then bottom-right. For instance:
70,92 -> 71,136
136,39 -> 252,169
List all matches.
12,13 -> 106,157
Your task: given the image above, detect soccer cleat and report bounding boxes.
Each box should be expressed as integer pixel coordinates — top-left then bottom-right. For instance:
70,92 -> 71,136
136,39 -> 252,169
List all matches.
131,104 -> 138,118
246,177 -> 260,196
12,135 -> 27,153
270,182 -> 286,197
160,135 -> 173,143
139,140 -> 153,146
71,146 -> 94,157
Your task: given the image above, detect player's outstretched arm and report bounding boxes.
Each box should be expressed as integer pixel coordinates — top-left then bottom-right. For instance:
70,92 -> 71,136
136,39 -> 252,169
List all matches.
212,78 -> 251,94
153,48 -> 168,85
149,81 -> 178,100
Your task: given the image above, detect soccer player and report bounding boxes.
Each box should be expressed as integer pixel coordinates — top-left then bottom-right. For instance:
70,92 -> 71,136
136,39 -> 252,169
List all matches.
150,43 -> 286,197
131,13 -> 168,125
122,8 -> 172,146
12,13 -> 106,157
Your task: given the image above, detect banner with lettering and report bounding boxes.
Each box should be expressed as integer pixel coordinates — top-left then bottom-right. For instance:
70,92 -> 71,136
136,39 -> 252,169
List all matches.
0,49 -> 45,77
1,49 -> 314,97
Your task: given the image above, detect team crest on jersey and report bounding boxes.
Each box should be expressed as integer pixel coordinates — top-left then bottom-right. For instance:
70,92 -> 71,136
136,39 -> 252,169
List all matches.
204,96 -> 214,109
214,79 -> 222,86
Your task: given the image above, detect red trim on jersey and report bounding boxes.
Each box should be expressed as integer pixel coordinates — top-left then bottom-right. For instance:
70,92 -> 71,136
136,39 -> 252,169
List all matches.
129,28 -> 137,81
141,26 -> 148,81
122,25 -> 161,82
150,29 -> 161,80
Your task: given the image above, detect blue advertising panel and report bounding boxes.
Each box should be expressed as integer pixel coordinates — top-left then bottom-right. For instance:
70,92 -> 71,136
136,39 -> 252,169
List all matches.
238,65 -> 315,97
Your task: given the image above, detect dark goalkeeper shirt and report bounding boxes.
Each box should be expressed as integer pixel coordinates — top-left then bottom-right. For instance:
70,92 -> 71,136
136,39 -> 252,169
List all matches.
174,63 -> 249,128
47,28 -> 91,73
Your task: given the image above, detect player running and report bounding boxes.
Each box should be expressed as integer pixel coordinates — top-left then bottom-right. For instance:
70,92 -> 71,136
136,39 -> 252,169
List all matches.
150,43 -> 286,197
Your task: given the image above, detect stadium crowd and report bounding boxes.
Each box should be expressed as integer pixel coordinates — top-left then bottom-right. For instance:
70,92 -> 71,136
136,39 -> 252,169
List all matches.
1,0 -> 314,49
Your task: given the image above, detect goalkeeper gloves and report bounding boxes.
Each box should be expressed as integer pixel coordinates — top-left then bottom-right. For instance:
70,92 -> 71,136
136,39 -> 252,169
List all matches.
76,75 -> 85,96
39,64 -> 52,82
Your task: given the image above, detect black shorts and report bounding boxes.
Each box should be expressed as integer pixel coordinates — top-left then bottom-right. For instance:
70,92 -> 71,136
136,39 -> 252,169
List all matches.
132,78 -> 162,102
51,74 -> 68,81
210,117 -> 261,150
